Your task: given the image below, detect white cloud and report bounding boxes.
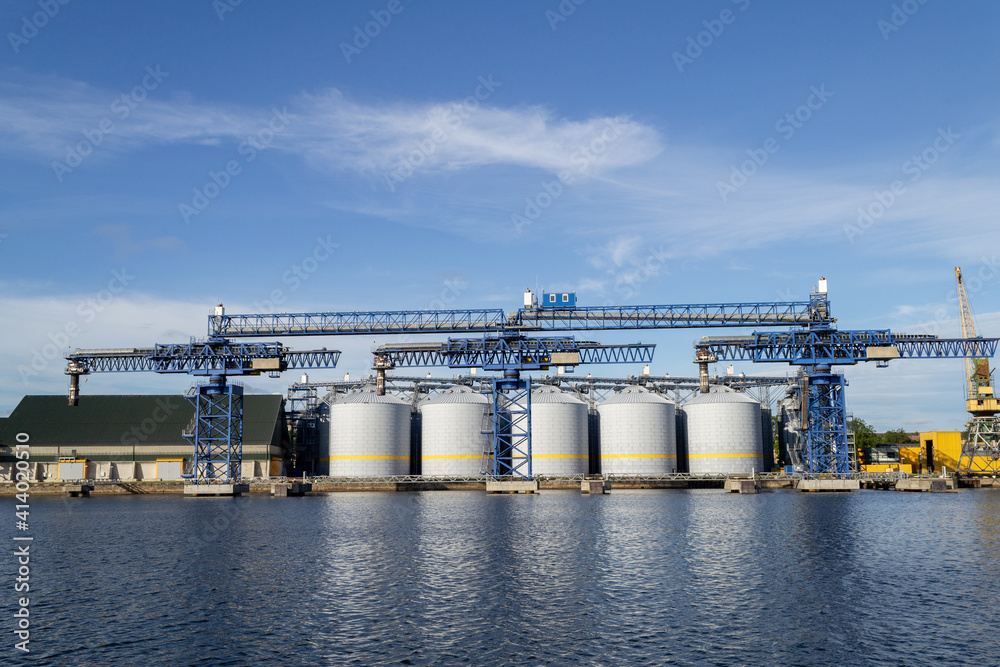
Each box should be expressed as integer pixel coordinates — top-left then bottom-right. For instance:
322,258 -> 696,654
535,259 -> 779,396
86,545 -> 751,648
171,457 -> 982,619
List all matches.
0,74 -> 663,180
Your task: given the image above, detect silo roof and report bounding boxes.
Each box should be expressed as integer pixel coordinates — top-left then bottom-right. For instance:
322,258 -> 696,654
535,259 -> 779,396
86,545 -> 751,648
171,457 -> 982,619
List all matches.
333,389 -> 408,405
531,385 -> 586,405
422,385 -> 489,405
686,389 -> 759,405
599,385 -> 674,405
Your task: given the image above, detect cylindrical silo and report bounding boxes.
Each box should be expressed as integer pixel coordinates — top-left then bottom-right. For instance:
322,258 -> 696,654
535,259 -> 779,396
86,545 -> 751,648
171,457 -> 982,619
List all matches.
419,386 -> 490,477
528,385 -> 588,476
328,389 -> 410,477
685,388 -> 763,475
597,386 -> 677,474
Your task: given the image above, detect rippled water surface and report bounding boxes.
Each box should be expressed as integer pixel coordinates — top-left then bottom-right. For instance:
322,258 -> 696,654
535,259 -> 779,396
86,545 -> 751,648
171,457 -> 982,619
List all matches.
8,489 -> 1000,665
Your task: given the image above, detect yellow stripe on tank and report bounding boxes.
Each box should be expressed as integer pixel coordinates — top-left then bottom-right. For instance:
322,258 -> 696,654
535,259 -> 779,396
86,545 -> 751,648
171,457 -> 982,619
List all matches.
687,453 -> 759,458
421,455 -> 481,460
601,454 -> 677,459
328,455 -> 410,460
510,454 -> 588,459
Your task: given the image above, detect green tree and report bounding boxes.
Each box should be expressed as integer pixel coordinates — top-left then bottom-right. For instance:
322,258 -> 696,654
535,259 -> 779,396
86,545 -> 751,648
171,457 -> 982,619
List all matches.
880,428 -> 914,445
849,417 -> 877,449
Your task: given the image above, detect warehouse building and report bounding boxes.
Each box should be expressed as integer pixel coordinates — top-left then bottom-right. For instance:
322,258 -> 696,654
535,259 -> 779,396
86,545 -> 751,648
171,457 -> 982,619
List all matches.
0,394 -> 290,481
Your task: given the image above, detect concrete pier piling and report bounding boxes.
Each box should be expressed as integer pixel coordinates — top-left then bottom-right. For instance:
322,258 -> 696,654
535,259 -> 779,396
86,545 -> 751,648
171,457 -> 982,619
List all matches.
796,479 -> 860,492
895,478 -> 954,492
581,480 -> 610,494
183,483 -> 250,497
486,480 -> 539,494
724,479 -> 758,494
271,482 -> 311,497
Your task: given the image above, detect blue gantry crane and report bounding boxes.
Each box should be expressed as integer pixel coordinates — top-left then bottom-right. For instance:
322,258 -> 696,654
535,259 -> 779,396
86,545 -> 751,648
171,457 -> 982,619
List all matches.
64,317 -> 341,483
695,329 -> 999,475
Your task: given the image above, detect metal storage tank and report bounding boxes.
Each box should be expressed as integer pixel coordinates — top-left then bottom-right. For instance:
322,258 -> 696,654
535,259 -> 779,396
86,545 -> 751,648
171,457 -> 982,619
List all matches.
419,386 -> 490,476
597,386 -> 677,474
328,389 -> 410,477
528,385 -> 589,476
685,388 -> 763,475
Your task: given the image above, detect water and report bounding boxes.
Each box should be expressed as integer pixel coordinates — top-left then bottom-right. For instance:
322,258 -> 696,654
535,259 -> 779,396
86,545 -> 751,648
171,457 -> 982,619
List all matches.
7,489 -> 1000,665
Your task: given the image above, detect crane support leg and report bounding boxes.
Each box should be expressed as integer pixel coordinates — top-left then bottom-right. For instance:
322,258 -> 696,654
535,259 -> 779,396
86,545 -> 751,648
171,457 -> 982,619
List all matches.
487,375 -> 532,479
185,376 -> 243,483
805,367 -> 849,476
959,416 -> 1000,474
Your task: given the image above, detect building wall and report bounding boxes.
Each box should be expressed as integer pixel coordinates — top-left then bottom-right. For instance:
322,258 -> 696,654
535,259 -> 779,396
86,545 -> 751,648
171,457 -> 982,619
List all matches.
919,430 -> 1000,473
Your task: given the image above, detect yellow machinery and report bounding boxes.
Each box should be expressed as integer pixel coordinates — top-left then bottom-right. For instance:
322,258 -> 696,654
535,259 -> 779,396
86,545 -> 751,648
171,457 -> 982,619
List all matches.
956,267 -> 1000,473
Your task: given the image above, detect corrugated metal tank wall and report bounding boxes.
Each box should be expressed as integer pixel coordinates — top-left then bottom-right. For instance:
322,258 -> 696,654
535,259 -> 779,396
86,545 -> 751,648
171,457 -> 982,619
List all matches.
685,388 -> 763,474
418,386 -> 489,477
529,385 -> 589,476
597,386 -> 677,474
328,389 -> 410,476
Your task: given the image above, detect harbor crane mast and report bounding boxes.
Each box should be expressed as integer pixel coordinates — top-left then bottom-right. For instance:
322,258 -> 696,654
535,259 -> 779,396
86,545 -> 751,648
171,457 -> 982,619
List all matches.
955,267 -> 1000,473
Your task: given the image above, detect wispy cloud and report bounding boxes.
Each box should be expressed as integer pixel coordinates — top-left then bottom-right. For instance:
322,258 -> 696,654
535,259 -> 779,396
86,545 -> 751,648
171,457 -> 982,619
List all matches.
0,73 -> 662,178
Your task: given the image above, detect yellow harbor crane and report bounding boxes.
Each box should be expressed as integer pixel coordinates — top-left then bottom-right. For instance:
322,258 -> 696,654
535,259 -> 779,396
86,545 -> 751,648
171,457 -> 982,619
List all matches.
956,267 -> 1000,473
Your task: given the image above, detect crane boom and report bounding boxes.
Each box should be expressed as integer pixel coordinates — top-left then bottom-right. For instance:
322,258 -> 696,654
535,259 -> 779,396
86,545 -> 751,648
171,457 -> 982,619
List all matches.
956,266 -> 997,415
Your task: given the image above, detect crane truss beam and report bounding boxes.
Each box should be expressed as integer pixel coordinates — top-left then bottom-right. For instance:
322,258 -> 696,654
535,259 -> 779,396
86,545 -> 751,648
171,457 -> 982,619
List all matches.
697,331 -> 998,364
515,299 -> 830,331
210,309 -> 509,337
67,343 -> 341,375
207,298 -> 831,337
374,338 -> 655,370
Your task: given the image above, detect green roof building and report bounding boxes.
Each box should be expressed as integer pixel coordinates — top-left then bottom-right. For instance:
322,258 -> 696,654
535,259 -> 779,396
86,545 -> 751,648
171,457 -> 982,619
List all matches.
0,395 -> 290,481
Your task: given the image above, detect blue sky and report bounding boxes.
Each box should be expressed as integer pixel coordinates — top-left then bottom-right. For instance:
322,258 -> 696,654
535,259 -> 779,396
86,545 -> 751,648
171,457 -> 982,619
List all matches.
2,0 -> 999,430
